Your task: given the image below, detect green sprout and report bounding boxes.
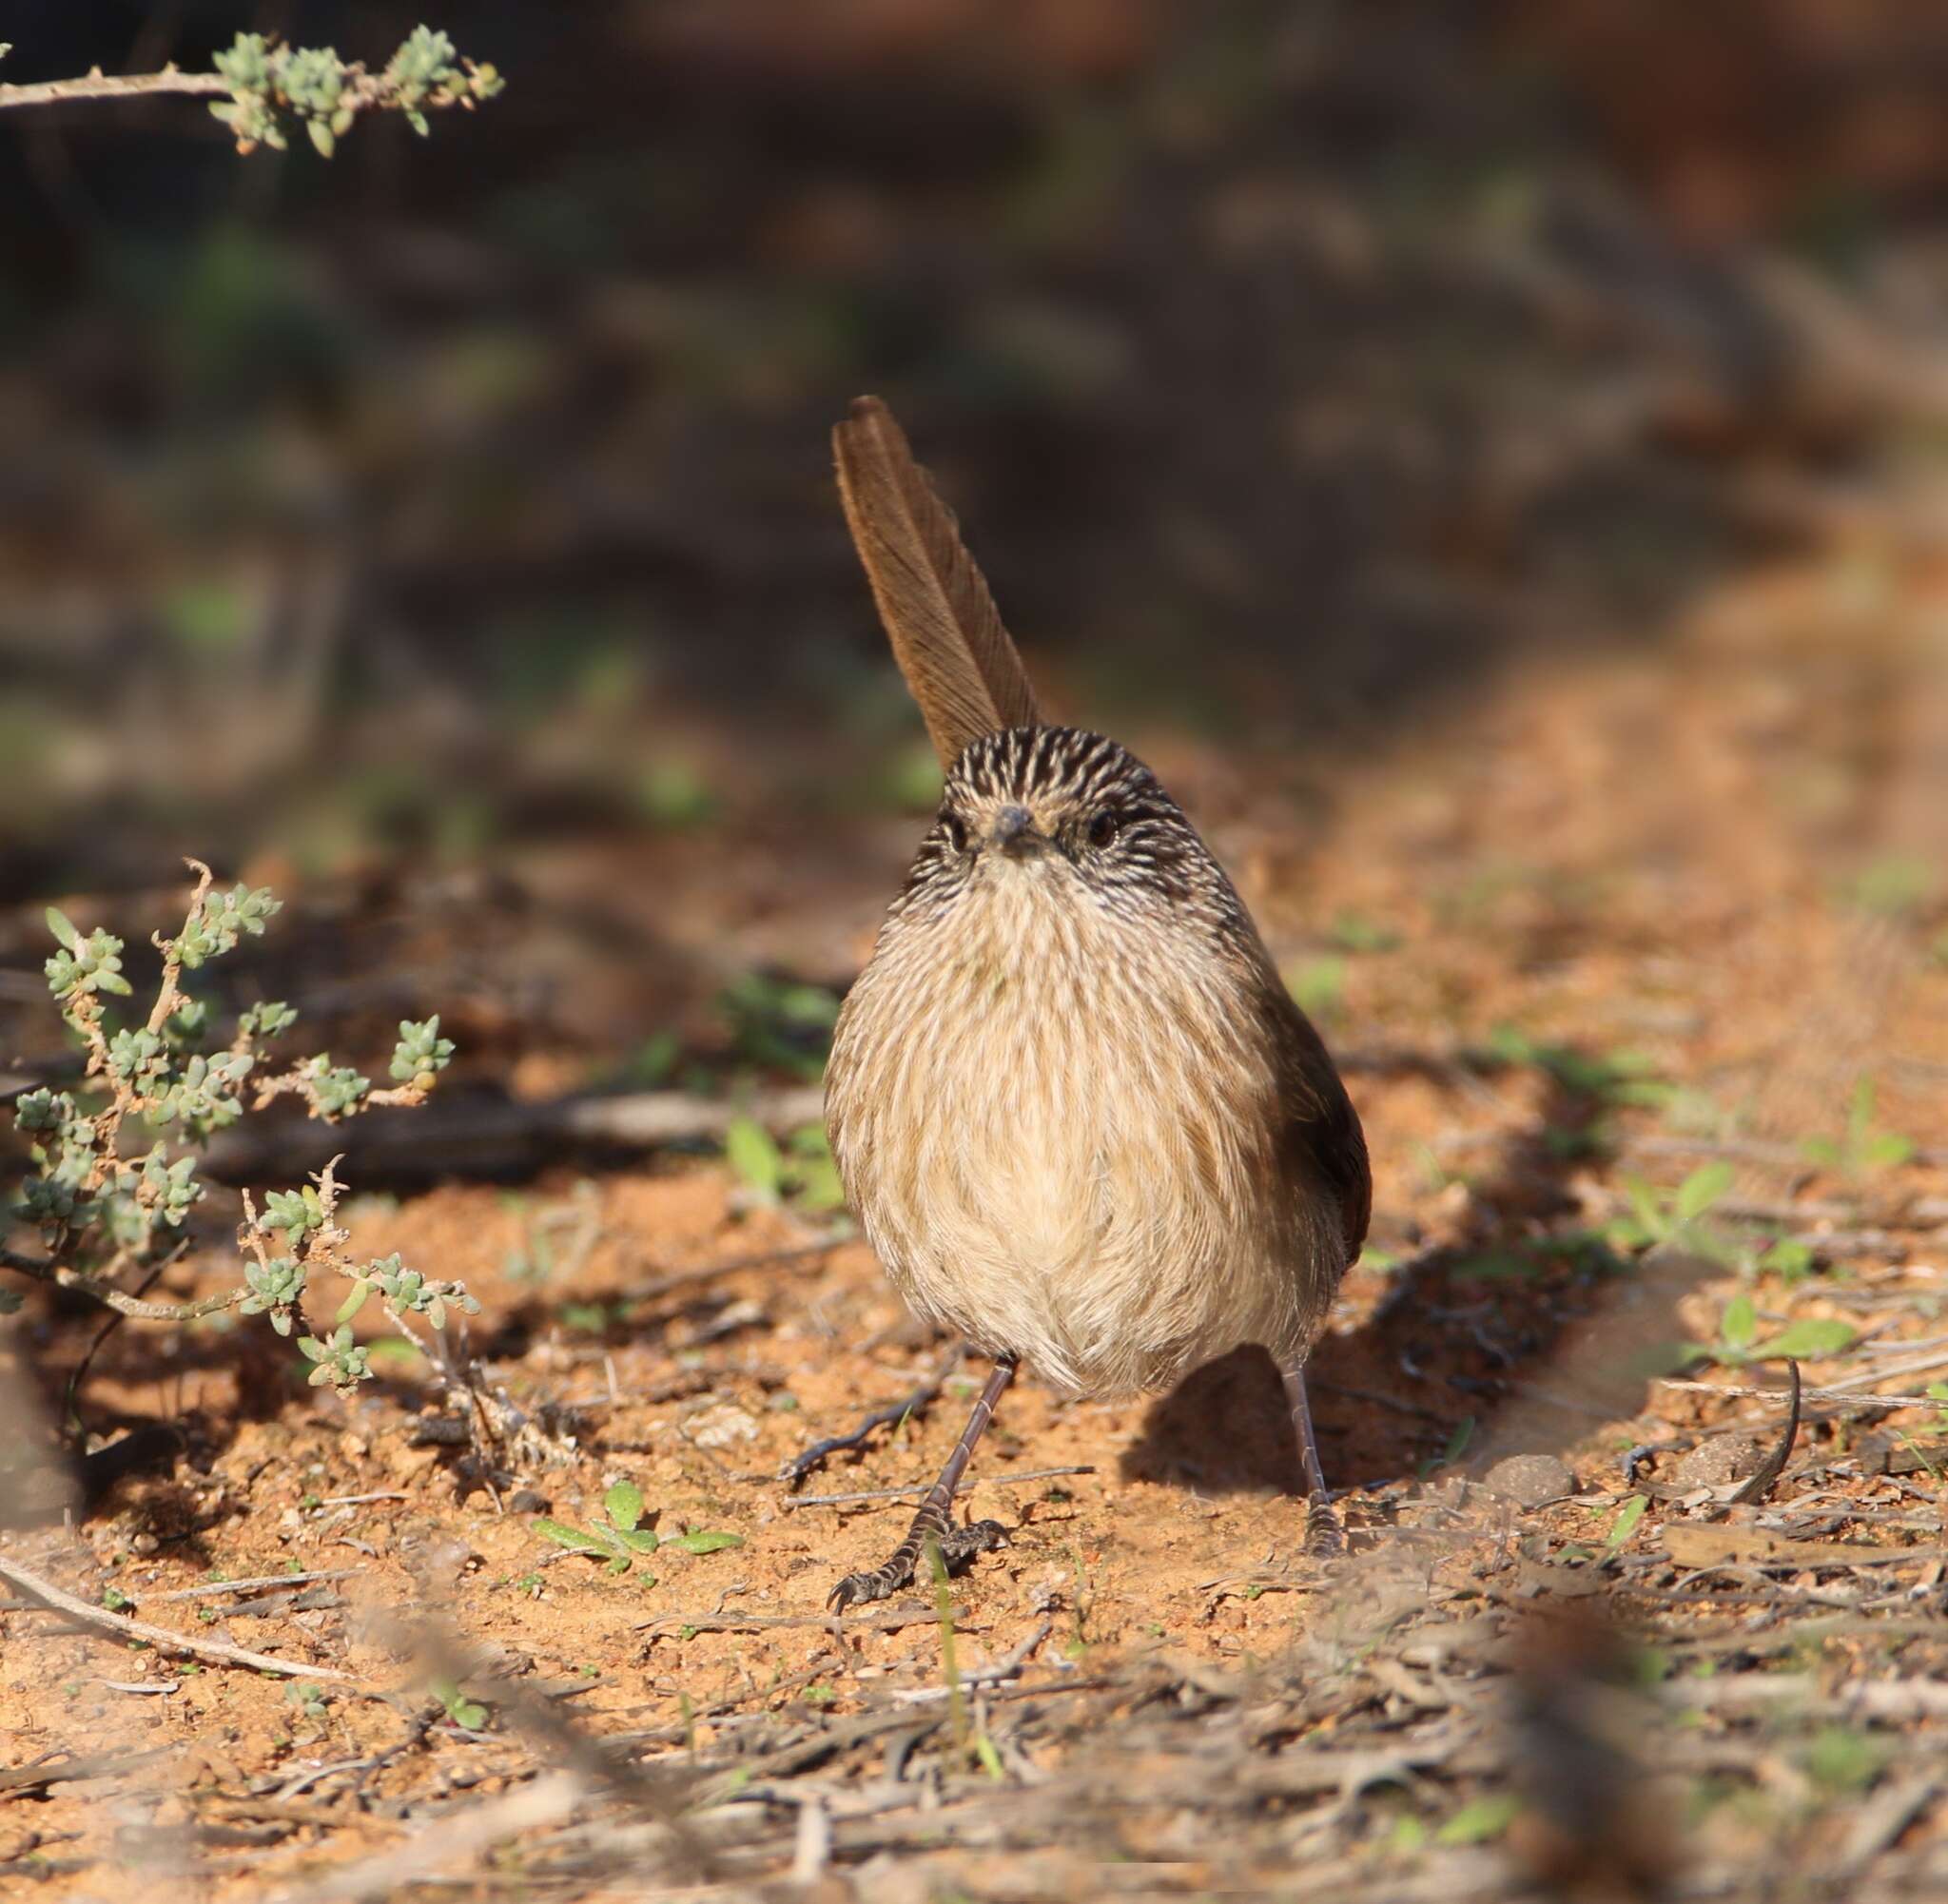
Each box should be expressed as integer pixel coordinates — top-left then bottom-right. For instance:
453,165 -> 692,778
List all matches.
1802,1078 -> 1915,1179
432,1677 -> 490,1732
1606,1163 -> 1739,1261
532,1482 -> 744,1581
1674,1294 -> 1858,1371
723,1117 -> 846,1211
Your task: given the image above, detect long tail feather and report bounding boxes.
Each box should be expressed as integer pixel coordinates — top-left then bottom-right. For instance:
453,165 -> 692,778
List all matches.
832,396 -> 1041,767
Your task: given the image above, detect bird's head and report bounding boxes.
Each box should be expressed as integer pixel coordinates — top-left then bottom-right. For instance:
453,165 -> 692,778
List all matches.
896,726 -> 1238,929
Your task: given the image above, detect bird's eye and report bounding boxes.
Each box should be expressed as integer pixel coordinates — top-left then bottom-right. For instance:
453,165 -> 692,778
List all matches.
1086,810 -> 1119,849
942,813 -> 968,852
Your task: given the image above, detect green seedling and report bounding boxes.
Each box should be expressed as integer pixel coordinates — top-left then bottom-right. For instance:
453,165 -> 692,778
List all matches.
534,1481 -> 664,1578
1803,1727 -> 1891,1796
928,1539 -> 1003,1780
718,972 -> 839,1082
616,1030 -> 680,1088
1755,1237 -> 1818,1287
1418,1415 -> 1474,1479
506,1181 -> 604,1285
722,1117 -> 844,1211
285,1681 -> 329,1726
670,1529 -> 745,1554
432,1677 -> 490,1731
1284,957 -> 1346,1020
637,761 -> 718,828
1325,911 -> 1402,954
1801,1078 -> 1915,1179
1844,855 -> 1936,921
1449,1248 -> 1546,1284
1674,1294 -> 1857,1371
876,741 -> 946,814
1484,1026 -> 1669,1110
533,1484 -> 744,1578
1605,1494 -> 1649,1553
1607,1164 -> 1739,1262
505,1226 -> 556,1285
1434,1793 -> 1520,1846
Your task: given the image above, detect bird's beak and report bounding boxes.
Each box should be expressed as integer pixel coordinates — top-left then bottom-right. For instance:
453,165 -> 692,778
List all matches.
988,805 -> 1045,857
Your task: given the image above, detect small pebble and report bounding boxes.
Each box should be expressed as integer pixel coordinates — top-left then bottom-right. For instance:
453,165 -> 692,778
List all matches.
1671,1433 -> 1764,1490
683,1402 -> 760,1449
1482,1453 -> 1576,1507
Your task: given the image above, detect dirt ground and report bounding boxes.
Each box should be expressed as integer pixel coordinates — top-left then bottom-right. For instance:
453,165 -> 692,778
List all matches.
4,534 -> 1948,1899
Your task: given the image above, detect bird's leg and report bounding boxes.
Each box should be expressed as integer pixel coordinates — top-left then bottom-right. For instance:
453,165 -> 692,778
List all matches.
827,1353 -> 1017,1611
1279,1358 -> 1345,1559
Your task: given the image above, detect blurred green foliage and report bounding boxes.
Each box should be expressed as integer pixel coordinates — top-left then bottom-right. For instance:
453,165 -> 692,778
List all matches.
209,27 -> 501,159
6,869 -> 469,1398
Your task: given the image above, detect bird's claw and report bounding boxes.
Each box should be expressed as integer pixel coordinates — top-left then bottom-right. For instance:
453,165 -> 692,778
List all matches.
828,1567 -> 896,1612
825,1518 -> 1009,1613
940,1517 -> 1009,1569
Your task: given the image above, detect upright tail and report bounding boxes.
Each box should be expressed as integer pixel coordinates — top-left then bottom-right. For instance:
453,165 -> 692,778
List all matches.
832,396 -> 1042,768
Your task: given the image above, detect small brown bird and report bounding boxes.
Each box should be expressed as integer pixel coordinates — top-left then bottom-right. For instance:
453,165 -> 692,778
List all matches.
821,398 -> 1370,1609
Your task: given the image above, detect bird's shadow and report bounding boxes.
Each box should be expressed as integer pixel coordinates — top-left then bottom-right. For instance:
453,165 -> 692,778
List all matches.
1120,1055 -> 1711,1499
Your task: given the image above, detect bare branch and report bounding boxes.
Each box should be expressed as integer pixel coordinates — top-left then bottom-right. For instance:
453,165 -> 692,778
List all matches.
0,31 -> 503,164
0,68 -> 229,111
1656,1374 -> 1948,1412
0,1246 -> 244,1322
0,1550 -> 359,1682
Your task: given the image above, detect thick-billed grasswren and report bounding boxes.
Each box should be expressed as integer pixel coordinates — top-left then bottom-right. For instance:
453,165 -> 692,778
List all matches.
820,398 -> 1370,1609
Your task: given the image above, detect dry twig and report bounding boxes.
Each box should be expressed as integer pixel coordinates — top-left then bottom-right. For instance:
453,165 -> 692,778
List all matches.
1728,1360 -> 1802,1506
0,1550 -> 357,1682
779,1348 -> 966,1488
781,1464 -> 1094,1509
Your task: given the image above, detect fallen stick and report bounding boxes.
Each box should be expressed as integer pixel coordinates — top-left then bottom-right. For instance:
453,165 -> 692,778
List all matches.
0,1551 -> 357,1683
1728,1361 -> 1802,1507
781,1465 -> 1095,1509
267,1771 -> 583,1904
779,1349 -> 964,1488
202,1083 -> 828,1183
0,1747 -> 170,1794
636,1604 -> 975,1638
1655,1376 -> 1946,1412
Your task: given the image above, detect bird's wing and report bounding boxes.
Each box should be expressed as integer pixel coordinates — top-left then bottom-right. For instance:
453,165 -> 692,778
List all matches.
1271,985 -> 1373,1262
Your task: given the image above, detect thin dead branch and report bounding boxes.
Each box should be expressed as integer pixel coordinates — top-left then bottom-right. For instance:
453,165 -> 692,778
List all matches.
0,68 -> 231,110
202,1083 -> 828,1181
779,1348 -> 965,1488
0,1245 -> 245,1321
781,1464 -> 1094,1509
267,1771 -> 583,1904
1655,1376 -> 1947,1411
0,1550 -> 358,1681
1729,1360 -> 1802,1506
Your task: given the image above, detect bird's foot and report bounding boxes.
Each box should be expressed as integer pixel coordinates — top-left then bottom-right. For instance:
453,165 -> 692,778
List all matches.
1303,1491 -> 1346,1560
827,1517 -> 1008,1612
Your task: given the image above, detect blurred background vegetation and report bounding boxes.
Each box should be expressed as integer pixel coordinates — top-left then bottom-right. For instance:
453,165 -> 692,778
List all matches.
4,0 -> 1946,1093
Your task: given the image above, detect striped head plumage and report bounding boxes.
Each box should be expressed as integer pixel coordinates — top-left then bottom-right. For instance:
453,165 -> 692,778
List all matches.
894,726 -> 1252,941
